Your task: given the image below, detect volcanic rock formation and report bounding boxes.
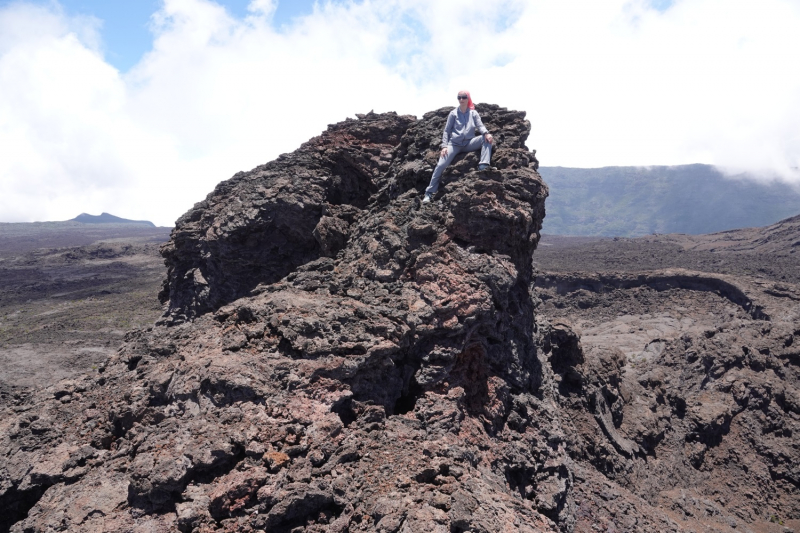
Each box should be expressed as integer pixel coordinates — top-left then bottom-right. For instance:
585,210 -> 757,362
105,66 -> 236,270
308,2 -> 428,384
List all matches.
2,105 -> 559,532
1,106 -> 798,533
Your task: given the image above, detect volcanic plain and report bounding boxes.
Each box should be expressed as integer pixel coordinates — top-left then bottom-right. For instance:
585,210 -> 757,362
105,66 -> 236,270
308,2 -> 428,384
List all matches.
0,222 -> 171,403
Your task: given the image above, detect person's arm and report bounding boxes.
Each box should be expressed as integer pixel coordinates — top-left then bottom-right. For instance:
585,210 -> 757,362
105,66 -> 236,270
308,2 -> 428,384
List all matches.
474,111 -> 494,145
473,111 -> 488,136
441,113 -> 455,149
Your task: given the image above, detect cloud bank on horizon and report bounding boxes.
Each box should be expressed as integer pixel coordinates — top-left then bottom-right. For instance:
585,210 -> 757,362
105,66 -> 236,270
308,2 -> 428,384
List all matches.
1,0 -> 799,227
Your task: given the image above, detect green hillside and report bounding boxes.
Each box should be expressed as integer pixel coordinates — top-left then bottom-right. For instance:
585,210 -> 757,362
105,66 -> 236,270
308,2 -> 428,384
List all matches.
540,164 -> 800,237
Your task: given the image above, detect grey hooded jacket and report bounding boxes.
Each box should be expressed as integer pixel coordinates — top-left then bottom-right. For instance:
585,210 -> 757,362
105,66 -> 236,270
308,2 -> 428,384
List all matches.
441,107 -> 489,148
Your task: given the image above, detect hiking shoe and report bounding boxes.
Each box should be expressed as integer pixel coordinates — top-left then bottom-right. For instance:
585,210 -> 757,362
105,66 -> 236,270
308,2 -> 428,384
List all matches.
478,164 -> 489,171
422,194 -> 432,204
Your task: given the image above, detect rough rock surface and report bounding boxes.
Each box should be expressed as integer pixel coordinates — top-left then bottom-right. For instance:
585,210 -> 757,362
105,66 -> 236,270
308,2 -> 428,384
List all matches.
536,269 -> 800,532
158,113 -> 416,320
1,106 -> 798,533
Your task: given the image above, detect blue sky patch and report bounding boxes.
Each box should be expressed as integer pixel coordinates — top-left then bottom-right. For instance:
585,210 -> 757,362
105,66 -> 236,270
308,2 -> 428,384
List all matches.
381,10 -> 432,81
493,9 -> 520,33
0,0 -> 320,72
650,0 -> 675,12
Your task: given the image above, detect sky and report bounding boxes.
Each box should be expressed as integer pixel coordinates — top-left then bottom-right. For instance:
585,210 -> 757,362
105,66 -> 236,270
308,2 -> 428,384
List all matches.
1,0 -> 799,227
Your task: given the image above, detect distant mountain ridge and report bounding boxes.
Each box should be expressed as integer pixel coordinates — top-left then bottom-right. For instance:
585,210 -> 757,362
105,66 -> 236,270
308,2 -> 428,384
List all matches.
540,164 -> 800,237
639,211 -> 800,254
70,212 -> 155,227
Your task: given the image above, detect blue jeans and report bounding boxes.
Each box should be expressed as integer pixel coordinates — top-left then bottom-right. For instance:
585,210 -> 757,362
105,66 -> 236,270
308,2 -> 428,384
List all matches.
425,136 -> 492,196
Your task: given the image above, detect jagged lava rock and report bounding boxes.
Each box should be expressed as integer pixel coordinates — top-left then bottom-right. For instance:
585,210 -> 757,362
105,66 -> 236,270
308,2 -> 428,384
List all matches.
2,106 -> 572,532
159,112 -> 415,320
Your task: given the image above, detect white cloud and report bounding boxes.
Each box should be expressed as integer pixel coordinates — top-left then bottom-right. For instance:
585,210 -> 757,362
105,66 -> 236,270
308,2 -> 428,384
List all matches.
498,0 -> 800,178
1,0 -> 799,226
0,2 -> 138,222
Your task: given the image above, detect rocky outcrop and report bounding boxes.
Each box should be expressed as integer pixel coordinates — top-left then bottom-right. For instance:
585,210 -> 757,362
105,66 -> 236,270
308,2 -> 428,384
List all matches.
158,112 -> 416,321
2,105 -> 565,532
158,105 -> 540,323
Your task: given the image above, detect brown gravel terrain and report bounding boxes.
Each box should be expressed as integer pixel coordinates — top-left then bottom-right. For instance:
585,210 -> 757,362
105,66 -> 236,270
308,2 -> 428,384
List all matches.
0,224 -> 171,404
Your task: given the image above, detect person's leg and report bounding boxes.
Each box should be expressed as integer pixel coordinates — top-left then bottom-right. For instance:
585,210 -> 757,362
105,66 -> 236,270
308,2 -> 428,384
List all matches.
479,137 -> 492,166
462,136 -> 492,169
425,144 -> 460,196
464,135 -> 485,154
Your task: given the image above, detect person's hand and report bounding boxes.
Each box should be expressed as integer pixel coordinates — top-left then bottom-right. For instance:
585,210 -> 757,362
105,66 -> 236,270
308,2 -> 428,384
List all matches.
440,147 -> 448,158
485,133 -> 494,145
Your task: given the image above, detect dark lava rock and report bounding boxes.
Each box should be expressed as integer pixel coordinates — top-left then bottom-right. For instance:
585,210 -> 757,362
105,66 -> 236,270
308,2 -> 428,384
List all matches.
1,105 -> 559,533
158,105 -> 539,323
158,112 -> 415,321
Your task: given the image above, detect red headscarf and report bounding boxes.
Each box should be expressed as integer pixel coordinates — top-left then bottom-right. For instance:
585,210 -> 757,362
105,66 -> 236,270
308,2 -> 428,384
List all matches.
459,90 -> 475,110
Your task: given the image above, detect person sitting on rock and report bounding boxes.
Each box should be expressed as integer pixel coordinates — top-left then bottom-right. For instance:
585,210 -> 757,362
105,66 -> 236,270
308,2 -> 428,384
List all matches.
422,90 -> 494,204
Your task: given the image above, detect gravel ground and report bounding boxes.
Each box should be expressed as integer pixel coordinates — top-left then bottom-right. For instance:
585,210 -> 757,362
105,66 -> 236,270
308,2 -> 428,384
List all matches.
0,225 -> 171,402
